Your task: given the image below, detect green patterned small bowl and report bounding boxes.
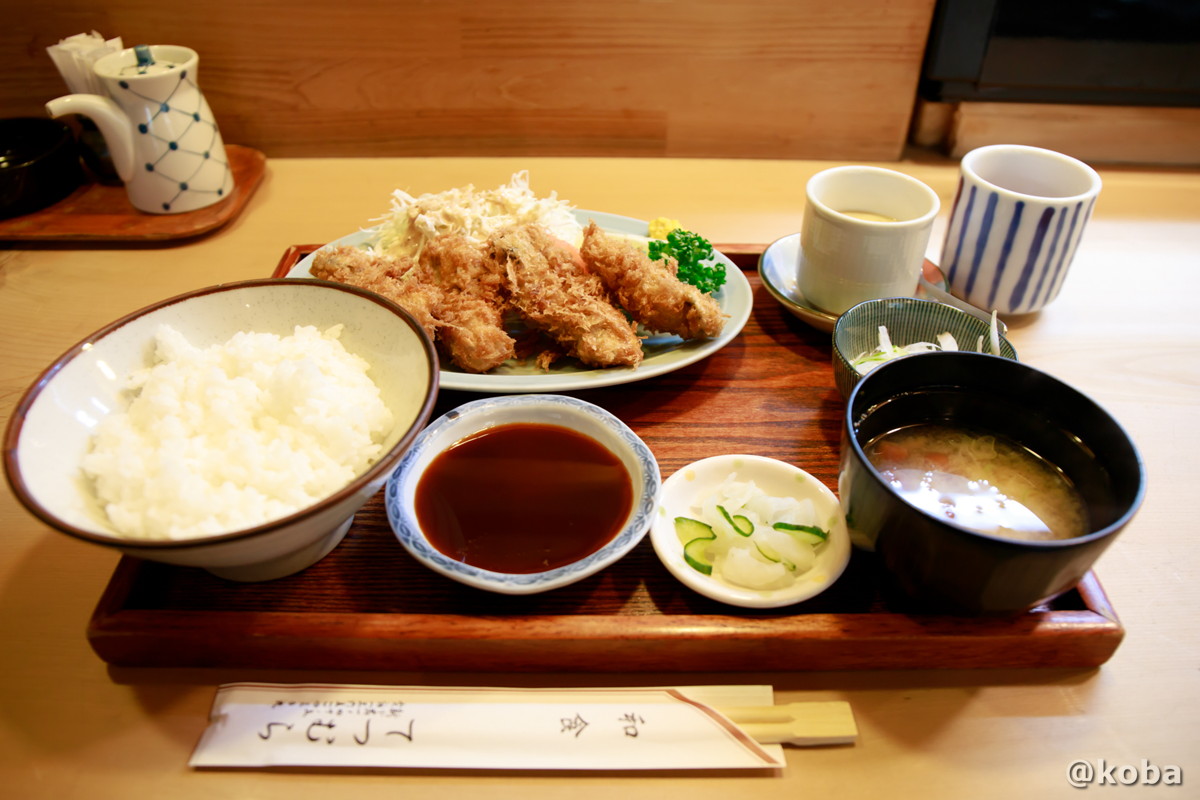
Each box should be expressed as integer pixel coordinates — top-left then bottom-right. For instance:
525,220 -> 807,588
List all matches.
832,297 -> 1017,399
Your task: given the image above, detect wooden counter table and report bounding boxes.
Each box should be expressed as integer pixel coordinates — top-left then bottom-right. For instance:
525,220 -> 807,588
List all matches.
1,155 -> 1197,798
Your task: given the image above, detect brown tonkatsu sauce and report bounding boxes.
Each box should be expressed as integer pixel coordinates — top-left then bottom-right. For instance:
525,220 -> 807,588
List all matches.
415,423 -> 634,573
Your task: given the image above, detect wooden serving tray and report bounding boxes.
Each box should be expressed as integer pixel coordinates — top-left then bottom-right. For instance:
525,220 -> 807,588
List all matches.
85,246 -> 1124,672
0,145 -> 265,242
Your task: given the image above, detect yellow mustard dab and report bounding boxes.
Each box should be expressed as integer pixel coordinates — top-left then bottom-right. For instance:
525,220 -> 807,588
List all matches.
648,216 -> 682,240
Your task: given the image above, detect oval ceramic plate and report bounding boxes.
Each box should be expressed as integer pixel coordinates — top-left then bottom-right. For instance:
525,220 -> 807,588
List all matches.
650,454 -> 851,609
759,233 -> 949,333
290,210 -> 753,393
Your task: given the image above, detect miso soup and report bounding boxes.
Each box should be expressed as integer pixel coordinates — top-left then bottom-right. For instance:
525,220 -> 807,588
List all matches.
865,423 -> 1088,542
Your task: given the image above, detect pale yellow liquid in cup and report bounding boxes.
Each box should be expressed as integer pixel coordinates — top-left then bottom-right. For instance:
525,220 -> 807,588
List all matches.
839,210 -> 899,222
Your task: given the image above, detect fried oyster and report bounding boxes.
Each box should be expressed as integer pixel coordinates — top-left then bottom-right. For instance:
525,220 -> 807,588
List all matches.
489,224 -> 643,369
579,221 -> 725,340
312,219 -> 726,374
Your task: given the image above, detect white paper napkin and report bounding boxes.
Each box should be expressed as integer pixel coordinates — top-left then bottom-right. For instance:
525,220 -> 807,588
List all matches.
46,31 -> 124,95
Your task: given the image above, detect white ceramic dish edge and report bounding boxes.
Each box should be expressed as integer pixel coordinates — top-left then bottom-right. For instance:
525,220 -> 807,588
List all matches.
650,454 -> 851,609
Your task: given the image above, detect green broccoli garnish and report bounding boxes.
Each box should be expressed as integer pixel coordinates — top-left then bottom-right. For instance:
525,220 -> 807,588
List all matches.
648,228 -> 726,295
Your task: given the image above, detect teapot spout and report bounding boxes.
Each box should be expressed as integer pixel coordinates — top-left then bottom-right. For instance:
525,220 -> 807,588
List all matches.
46,95 -> 135,183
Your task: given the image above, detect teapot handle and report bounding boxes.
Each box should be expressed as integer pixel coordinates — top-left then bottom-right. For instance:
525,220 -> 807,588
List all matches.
46,95 -> 135,183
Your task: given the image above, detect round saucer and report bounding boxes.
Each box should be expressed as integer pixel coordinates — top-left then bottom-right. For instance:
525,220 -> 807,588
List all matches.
758,233 -> 949,333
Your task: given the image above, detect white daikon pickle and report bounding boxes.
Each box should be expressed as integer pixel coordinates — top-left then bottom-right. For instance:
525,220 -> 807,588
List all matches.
720,546 -> 792,591
673,473 -> 830,592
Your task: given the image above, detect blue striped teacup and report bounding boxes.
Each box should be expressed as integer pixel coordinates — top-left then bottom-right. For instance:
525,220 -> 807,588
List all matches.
940,145 -> 1101,315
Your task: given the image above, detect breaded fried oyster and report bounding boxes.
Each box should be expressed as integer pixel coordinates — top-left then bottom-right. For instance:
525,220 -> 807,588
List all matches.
490,224 -> 643,369
580,221 -> 725,340
310,246 -> 443,341
420,235 -> 515,373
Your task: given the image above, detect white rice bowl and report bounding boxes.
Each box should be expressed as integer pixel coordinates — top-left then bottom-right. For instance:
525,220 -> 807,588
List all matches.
82,323 -> 395,540
4,279 -> 439,581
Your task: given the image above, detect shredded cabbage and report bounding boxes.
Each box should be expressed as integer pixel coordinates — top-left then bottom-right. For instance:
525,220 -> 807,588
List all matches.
367,170 -> 584,259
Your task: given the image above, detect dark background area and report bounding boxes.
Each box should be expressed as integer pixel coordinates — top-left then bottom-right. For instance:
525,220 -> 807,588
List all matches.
921,0 -> 1200,106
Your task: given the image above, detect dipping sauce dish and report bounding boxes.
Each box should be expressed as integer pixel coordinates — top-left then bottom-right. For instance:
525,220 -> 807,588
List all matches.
414,421 -> 634,573
386,394 -> 660,594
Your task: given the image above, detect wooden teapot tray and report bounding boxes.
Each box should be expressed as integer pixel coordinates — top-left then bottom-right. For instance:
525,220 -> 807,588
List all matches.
0,145 -> 265,242
85,246 -> 1124,672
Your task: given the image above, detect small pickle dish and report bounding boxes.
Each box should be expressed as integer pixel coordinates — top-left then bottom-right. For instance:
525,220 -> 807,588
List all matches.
832,296 -> 1017,400
650,454 -> 852,609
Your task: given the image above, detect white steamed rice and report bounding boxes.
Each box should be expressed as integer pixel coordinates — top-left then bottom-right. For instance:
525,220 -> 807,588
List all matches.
81,323 -> 394,540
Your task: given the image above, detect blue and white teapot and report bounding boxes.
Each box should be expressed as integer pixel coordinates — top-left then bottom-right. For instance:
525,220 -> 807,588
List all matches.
47,44 -> 235,214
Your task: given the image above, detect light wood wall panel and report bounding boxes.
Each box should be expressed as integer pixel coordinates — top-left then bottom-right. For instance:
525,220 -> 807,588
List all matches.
948,102 -> 1200,167
2,0 -> 937,160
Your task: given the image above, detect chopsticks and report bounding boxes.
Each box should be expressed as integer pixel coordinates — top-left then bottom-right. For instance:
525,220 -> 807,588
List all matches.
717,701 -> 858,746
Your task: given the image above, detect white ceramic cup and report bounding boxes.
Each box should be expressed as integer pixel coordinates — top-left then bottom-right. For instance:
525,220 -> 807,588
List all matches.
797,166 -> 940,314
940,144 -> 1102,315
